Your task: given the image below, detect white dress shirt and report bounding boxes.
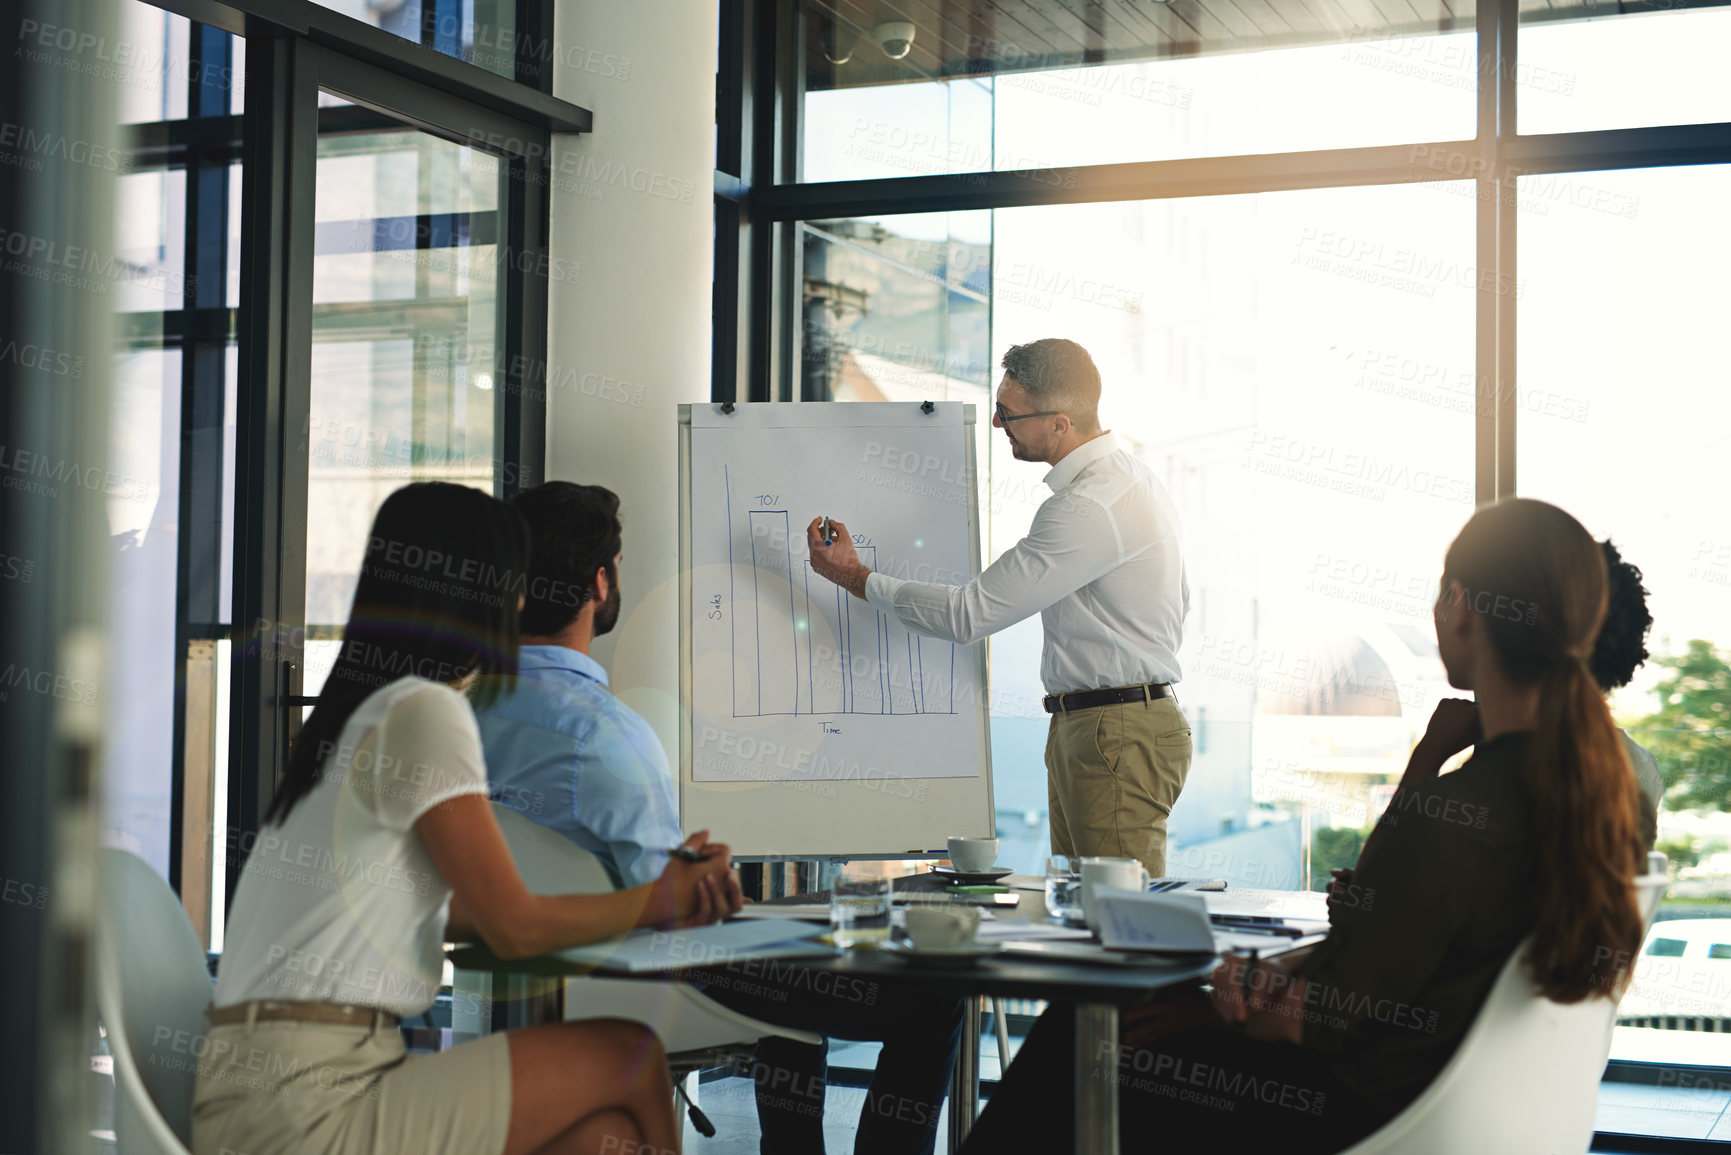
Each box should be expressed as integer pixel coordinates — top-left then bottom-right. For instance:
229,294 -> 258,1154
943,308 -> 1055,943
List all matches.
864,431 -> 1189,695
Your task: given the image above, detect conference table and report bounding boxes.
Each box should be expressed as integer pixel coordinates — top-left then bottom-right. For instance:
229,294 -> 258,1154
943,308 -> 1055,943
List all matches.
448,877 -> 1327,1155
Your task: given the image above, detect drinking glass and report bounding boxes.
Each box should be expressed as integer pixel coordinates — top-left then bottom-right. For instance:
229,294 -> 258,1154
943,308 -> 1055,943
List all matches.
830,866 -> 893,947
1045,855 -> 1082,920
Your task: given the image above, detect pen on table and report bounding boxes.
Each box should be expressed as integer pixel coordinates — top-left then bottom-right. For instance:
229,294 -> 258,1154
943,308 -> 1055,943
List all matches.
1240,948 -> 1260,1015
668,846 -> 716,863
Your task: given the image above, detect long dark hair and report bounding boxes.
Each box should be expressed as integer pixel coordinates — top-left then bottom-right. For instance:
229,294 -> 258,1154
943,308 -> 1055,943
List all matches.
265,482 -> 529,826
1443,499 -> 1644,1002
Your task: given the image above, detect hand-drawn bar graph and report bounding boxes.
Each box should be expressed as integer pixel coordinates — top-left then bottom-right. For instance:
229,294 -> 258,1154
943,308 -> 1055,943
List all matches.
796,552 -> 955,717
726,476 -> 956,719
742,509 -> 799,717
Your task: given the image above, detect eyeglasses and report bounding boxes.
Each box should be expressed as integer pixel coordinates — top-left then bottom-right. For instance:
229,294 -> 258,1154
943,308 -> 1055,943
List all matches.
994,403 -> 1061,425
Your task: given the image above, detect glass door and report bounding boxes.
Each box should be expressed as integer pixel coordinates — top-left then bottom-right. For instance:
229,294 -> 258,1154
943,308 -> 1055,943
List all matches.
302,115 -> 503,697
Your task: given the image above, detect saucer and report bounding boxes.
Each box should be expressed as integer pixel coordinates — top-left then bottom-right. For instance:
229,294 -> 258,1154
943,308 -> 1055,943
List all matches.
880,940 -> 1002,967
931,865 -> 1015,885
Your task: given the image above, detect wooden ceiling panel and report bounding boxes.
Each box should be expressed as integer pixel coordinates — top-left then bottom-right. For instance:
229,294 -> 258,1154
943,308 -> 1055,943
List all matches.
1229,0 -> 1307,38
1160,0 -> 1243,41
1194,0 -> 1266,40
804,0 -> 1707,88
970,0 -> 1066,60
1293,0 -> 1363,37
1401,0 -> 1458,28
1043,0 -> 1112,44
1004,0 -> 1093,52
1316,0 -> 1402,37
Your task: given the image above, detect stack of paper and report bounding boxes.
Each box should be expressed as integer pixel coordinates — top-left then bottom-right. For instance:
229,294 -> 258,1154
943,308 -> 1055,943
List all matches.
733,904 -> 830,921
554,918 -> 827,973
975,921 -> 1092,943
1089,888 -> 1216,953
1202,889 -> 1330,921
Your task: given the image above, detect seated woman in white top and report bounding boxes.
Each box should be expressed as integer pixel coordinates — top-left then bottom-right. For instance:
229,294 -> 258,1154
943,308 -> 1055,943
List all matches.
195,481 -> 740,1155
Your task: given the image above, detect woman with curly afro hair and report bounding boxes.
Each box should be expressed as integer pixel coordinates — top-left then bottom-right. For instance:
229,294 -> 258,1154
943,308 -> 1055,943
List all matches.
1590,539 -> 1664,852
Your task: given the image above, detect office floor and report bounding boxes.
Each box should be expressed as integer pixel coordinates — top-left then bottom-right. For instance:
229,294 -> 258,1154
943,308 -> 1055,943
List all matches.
681,1075 -> 1727,1155
84,1034 -> 1724,1151
680,1036 -> 1729,1154
683,1067 -> 955,1154
683,1039 -> 963,1154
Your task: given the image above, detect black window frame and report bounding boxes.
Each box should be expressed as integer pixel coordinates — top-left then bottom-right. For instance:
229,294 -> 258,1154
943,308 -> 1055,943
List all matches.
120,0 -> 590,920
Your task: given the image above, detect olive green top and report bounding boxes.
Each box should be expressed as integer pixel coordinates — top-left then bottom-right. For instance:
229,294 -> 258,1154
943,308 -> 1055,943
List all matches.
1296,731 -> 1537,1106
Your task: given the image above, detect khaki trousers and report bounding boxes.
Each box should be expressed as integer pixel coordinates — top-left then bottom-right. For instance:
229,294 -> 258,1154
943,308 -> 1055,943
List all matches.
1045,695 -> 1193,878
191,1016 -> 511,1155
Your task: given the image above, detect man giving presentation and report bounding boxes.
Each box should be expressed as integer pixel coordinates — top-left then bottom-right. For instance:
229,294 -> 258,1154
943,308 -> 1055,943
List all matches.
806,338 -> 1193,876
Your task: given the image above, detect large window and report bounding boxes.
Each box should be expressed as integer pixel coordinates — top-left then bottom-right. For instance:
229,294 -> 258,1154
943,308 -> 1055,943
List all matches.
801,188 -> 1479,882
799,211 -> 991,401
105,347 -> 185,878
990,186 -> 1475,882
1518,6 -> 1731,135
304,124 -> 504,697
308,0 -> 529,83
747,0 -> 1731,1141
800,5 -> 1478,180
101,4 -> 243,949
1518,164 -> 1731,1084
91,0 -> 578,954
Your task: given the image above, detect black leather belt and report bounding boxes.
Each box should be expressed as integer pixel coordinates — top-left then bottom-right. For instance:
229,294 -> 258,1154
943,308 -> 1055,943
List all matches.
1043,681 -> 1174,713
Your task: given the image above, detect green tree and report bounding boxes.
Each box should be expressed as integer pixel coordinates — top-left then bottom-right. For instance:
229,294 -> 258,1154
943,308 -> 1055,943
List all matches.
1310,824 -> 1370,890
1630,639 -> 1731,812
1655,836 -> 1699,872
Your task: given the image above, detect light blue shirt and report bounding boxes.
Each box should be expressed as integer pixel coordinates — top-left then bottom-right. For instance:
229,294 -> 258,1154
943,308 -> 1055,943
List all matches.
475,645 -> 681,889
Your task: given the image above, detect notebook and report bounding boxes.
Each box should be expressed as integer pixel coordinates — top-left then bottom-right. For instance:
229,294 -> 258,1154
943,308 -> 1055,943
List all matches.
553,918 -> 828,973
1089,888 -> 1217,953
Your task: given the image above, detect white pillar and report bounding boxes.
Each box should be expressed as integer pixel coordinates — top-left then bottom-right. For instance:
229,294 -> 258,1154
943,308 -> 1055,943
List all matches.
545,2 -> 717,763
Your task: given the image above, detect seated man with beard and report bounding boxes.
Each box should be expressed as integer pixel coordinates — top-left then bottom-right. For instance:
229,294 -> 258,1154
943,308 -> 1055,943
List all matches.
475,482 -> 962,1155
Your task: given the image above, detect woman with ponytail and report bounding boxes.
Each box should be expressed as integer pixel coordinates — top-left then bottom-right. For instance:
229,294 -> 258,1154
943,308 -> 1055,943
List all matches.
1428,499 -> 1646,1002
962,498 -> 1648,1153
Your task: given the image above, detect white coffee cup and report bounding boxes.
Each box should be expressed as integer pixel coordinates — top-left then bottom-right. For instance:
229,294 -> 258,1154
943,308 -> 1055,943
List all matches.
1079,857 -> 1149,932
947,836 -> 999,874
905,905 -> 981,950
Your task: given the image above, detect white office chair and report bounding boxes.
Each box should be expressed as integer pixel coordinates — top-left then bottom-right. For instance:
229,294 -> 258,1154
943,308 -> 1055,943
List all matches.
93,848 -> 215,1155
461,803 -> 820,1053
1338,862 -> 1669,1155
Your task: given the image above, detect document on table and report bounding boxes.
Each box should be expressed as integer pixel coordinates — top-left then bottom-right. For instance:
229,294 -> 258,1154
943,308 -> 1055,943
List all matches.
1212,929 -> 1329,953
1210,917 -> 1331,938
1201,891 -> 1330,943
733,904 -> 831,921
554,918 -> 826,973
1091,888 -> 1216,953
1202,889 -> 1330,922
998,940 -> 1204,967
975,920 -> 1093,943
897,891 -> 1019,908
